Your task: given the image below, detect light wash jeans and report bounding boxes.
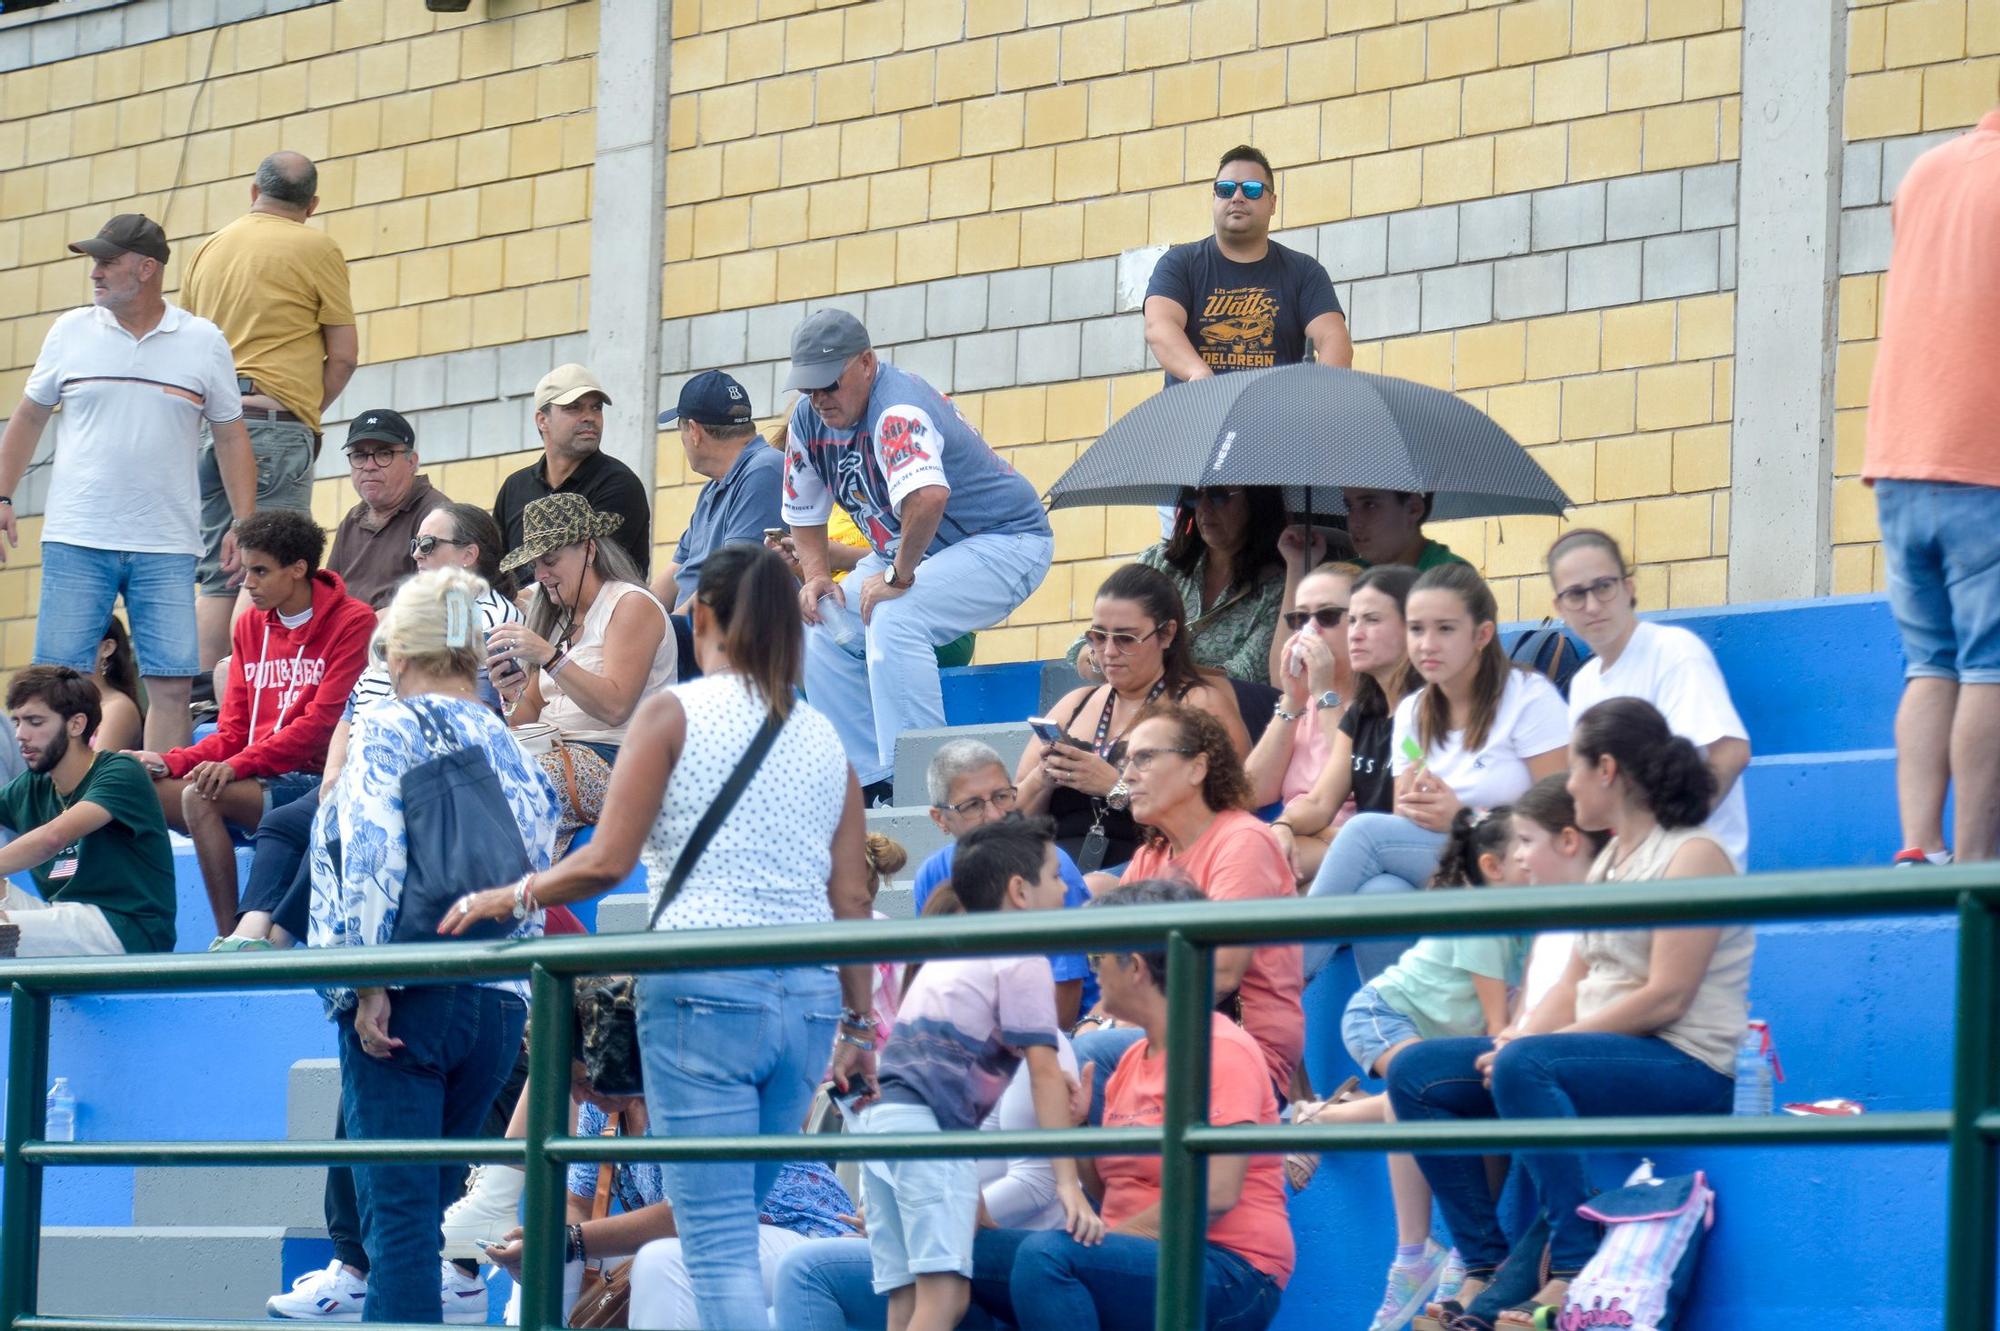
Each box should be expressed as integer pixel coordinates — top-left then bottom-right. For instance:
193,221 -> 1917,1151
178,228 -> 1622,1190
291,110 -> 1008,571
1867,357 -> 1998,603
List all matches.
804,531 -> 1053,785
1300,812 -> 1447,986
637,967 -> 842,1329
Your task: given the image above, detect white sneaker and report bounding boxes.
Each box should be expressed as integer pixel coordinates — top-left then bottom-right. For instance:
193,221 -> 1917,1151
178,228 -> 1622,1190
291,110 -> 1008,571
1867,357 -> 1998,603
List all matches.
439,1164 -> 524,1260
267,1260 -> 367,1321
440,1261 -> 488,1325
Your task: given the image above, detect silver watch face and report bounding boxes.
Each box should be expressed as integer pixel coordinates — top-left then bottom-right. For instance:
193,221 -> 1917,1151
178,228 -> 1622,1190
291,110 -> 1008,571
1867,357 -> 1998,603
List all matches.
1315,691 -> 1341,709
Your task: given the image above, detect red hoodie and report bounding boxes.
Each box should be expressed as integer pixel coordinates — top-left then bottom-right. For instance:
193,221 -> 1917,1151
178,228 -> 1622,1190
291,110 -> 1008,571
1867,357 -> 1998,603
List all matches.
163,570 -> 377,781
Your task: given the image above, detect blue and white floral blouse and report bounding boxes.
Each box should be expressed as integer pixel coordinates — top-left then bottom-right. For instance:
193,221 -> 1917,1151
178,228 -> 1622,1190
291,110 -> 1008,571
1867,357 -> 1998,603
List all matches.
307,692 -> 561,1014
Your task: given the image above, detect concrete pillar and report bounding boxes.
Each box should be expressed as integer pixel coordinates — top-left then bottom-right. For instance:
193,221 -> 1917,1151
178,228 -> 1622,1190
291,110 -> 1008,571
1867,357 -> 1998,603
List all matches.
586,0 -> 670,499
1727,0 -> 1846,602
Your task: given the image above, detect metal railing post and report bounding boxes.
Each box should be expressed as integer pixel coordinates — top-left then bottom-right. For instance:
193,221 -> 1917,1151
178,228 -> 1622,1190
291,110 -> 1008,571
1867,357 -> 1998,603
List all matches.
1,985 -> 52,1329
518,965 -> 577,1331
1946,894 -> 2000,1330
1157,931 -> 1213,1331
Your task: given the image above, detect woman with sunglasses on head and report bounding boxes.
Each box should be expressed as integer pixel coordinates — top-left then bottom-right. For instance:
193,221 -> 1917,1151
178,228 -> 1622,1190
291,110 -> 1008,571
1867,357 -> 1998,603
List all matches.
486,493 -> 675,852
1065,485 -> 1292,686
1547,528 -> 1752,869
1069,702 -> 1302,1126
1301,562 -> 1571,987
1019,563 -> 1249,873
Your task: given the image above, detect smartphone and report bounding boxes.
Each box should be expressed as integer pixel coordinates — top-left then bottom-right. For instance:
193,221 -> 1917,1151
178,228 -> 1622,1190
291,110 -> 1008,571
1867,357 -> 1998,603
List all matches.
1027,717 -> 1090,750
763,527 -> 787,542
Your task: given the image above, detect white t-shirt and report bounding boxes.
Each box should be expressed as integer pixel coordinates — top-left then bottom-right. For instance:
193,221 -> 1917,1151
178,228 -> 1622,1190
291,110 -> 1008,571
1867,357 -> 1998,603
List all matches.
26,304 -> 243,557
1567,620 -> 1751,869
1391,668 -> 1571,810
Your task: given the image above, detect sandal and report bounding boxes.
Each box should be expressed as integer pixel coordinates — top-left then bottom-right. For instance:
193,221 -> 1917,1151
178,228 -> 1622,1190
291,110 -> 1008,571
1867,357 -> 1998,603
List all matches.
1494,1278 -> 1572,1328
1282,1076 -> 1362,1191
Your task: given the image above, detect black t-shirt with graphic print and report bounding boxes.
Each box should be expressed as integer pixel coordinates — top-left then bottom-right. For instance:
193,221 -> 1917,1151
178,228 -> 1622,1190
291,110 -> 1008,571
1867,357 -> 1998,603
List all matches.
1339,704 -> 1396,815
1146,236 -> 1342,381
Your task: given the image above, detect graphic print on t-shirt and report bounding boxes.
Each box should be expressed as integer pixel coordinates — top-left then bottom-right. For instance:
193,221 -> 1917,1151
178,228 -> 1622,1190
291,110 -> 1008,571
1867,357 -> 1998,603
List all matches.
1197,286 -> 1284,371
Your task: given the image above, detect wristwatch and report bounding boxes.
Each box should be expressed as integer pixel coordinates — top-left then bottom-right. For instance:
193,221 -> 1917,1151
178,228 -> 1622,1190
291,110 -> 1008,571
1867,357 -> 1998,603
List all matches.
883,564 -> 915,588
1105,779 -> 1131,812
1314,690 -> 1342,711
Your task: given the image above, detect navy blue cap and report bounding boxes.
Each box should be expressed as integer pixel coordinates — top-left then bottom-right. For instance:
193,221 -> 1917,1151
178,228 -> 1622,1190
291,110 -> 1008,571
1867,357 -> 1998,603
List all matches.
658,370 -> 755,428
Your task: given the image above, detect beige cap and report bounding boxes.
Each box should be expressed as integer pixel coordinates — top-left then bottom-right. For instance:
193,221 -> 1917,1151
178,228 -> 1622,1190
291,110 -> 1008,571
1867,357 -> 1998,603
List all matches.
534,362 -> 611,410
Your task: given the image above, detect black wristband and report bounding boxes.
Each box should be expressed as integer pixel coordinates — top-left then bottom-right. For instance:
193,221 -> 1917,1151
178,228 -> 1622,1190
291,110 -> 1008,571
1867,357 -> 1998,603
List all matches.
565,1223 -> 585,1263
0,497 -> 12,506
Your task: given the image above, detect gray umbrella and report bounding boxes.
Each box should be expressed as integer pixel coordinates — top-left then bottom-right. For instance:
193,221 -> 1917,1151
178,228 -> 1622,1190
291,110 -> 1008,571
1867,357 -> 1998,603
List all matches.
1045,364 -> 1571,521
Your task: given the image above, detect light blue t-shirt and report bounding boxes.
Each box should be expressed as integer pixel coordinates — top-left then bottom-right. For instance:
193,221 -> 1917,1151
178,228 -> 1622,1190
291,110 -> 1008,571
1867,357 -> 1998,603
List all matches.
781,361 -> 1051,561
913,841 -> 1098,1014
671,443 -> 785,607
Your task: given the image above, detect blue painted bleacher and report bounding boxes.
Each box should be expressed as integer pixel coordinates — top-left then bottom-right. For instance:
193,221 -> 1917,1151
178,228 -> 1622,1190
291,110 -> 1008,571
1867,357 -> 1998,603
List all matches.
0,593 -> 1957,1326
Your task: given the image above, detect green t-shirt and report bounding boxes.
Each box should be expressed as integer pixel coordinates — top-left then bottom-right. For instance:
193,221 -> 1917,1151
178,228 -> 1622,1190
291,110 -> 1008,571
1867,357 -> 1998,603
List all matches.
1358,539 -> 1467,572
0,753 -> 177,953
1372,932 -> 1525,1040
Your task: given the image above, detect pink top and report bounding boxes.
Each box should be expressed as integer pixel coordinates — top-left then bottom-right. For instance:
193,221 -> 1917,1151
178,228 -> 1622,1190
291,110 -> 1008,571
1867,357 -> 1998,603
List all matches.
1280,709 -> 1332,805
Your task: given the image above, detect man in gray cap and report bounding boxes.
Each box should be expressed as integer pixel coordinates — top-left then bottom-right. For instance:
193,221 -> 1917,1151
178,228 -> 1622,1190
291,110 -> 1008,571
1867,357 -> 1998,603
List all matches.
782,309 -> 1053,801
0,213 -> 257,751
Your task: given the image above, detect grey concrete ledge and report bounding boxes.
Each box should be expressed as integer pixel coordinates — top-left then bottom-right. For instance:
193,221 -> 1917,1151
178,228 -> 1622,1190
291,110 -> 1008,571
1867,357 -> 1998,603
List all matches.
0,0 -> 332,72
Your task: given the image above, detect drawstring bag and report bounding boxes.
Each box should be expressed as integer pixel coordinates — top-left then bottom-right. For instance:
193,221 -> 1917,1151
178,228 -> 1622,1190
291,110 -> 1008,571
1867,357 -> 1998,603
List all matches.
1554,1168 -> 1715,1331
392,698 -> 534,944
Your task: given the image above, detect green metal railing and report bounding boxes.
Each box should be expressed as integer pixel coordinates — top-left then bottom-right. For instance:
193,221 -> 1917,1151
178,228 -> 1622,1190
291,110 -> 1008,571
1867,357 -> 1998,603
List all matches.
2,863 -> 1996,1330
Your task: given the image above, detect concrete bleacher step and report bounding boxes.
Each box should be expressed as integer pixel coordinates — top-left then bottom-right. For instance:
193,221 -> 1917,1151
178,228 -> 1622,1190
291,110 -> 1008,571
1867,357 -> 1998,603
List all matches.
889,720 -> 1031,806
39,1227 -> 292,1318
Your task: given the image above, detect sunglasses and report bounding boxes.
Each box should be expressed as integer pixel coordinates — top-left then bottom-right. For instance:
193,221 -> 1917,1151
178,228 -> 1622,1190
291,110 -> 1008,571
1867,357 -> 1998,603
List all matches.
410,535 -> 470,558
1213,180 -> 1268,200
1181,487 -> 1244,509
1553,574 -> 1627,611
1084,626 -> 1163,652
1284,606 -> 1348,632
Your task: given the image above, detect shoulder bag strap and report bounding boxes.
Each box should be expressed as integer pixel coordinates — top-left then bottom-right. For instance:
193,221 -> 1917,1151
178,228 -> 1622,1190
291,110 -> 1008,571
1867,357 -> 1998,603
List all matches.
645,710 -> 786,930
589,1111 -> 619,1223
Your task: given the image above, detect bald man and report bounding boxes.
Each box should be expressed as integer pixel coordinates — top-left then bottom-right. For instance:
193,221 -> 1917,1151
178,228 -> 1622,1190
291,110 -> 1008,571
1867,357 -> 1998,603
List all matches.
180,150 -> 358,682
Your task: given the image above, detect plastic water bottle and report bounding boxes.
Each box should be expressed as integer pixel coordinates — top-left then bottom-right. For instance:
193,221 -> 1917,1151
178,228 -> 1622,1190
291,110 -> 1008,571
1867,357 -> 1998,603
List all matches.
1733,1020 -> 1774,1115
45,1077 -> 76,1142
818,595 -> 866,659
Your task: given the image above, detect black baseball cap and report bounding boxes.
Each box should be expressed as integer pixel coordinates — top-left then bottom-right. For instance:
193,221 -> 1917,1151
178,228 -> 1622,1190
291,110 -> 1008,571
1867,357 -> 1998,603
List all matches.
345,408 -> 416,450
69,214 -> 170,265
657,369 -> 756,428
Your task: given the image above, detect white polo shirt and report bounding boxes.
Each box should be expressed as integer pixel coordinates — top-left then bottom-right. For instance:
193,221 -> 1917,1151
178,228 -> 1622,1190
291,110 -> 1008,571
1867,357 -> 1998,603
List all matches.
24,302 -> 243,557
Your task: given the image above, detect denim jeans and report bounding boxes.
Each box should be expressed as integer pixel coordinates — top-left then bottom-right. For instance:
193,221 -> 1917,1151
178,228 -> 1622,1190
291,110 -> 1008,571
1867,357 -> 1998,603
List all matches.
1073,1024 -> 1146,1125
638,966 -> 842,1329
35,541 -> 199,677
804,531 -> 1052,784
969,1228 -> 1283,1331
773,1236 -> 1010,1331
238,789 -> 318,937
1301,812 -> 1445,985
1875,477 -> 2000,683
1386,1033 -> 1733,1272
338,984 -> 526,1322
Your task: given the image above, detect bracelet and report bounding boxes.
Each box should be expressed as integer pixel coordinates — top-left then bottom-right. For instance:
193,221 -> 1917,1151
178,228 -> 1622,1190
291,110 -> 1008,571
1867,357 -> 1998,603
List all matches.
546,650 -> 568,678
0,496 -> 12,506
834,1031 -> 873,1052
840,1006 -> 875,1029
1273,701 -> 1303,722
565,1223 -> 585,1263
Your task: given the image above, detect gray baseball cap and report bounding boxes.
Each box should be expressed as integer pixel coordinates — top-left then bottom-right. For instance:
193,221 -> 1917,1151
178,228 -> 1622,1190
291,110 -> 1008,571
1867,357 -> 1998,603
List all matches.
784,309 -> 872,392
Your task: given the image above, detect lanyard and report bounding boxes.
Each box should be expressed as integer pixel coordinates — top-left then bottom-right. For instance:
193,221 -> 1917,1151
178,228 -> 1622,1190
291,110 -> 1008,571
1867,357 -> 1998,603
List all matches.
1091,677 -> 1167,759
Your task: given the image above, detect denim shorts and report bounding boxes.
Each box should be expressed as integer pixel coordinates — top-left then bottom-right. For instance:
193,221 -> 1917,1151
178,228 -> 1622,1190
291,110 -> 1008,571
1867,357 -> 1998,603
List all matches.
1342,981 -> 1423,1078
197,418 -> 316,595
259,770 -> 321,815
855,1100 -> 980,1291
35,541 -> 199,677
1876,478 -> 2000,684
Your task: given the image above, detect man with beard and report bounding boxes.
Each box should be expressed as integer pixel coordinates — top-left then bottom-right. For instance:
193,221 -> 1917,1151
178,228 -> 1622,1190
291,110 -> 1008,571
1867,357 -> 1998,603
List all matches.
493,364 -> 652,575
0,666 -> 175,956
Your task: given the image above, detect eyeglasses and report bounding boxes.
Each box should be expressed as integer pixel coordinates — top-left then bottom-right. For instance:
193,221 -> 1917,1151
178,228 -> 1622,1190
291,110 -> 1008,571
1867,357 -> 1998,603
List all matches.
1181,487 -> 1244,509
1122,746 -> 1198,773
1212,180 -> 1268,200
1284,606 -> 1348,632
410,535 -> 470,558
1554,575 -> 1627,611
938,786 -> 1018,819
1083,626 -> 1163,653
347,447 -> 409,470
1086,952 -> 1112,972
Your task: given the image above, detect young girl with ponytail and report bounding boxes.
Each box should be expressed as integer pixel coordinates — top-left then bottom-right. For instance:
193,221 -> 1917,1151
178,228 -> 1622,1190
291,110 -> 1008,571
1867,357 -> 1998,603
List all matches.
1389,699 -> 1753,1327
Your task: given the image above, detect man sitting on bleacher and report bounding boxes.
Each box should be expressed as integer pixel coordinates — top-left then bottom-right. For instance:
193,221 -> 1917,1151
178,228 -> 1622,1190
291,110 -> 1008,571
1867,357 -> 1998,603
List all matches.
0,667 -> 175,957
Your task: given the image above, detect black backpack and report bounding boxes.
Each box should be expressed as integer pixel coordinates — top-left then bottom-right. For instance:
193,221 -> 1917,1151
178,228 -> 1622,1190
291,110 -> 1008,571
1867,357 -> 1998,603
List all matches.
1507,620 -> 1592,699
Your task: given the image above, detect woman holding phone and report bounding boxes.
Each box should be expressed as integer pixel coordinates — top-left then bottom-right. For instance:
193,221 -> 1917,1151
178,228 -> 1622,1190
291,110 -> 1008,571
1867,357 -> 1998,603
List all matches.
1014,564 -> 1247,872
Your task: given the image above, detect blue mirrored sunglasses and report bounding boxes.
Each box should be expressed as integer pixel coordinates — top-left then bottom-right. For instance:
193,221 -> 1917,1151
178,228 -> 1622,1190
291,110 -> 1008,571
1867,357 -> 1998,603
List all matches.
1213,180 -> 1268,200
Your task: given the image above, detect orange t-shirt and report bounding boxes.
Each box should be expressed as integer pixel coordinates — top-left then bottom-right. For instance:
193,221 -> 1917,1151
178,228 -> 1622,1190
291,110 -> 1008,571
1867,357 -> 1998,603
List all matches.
1122,808 -> 1304,1090
1099,1014 -> 1295,1287
1865,110 -> 2000,487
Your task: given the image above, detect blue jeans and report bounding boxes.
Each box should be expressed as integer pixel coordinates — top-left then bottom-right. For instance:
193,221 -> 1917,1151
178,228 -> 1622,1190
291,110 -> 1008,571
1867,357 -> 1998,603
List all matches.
773,1235 -> 1009,1331
1876,477 -> 2000,683
638,966 -> 842,1329
238,788 -> 318,935
338,984 -> 526,1322
1074,1024 -> 1146,1125
1386,1033 -> 1733,1272
804,531 -> 1052,785
1301,812 -> 1445,985
969,1228 -> 1283,1331
35,541 -> 199,676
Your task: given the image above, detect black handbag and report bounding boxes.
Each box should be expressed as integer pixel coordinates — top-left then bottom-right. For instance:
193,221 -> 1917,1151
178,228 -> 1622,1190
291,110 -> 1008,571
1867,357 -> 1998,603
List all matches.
572,711 -> 787,1096
391,698 -> 534,944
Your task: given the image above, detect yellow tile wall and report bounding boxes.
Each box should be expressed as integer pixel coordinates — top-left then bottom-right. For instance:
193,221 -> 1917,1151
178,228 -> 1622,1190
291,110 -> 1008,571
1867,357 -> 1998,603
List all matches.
1831,0 -> 1995,596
